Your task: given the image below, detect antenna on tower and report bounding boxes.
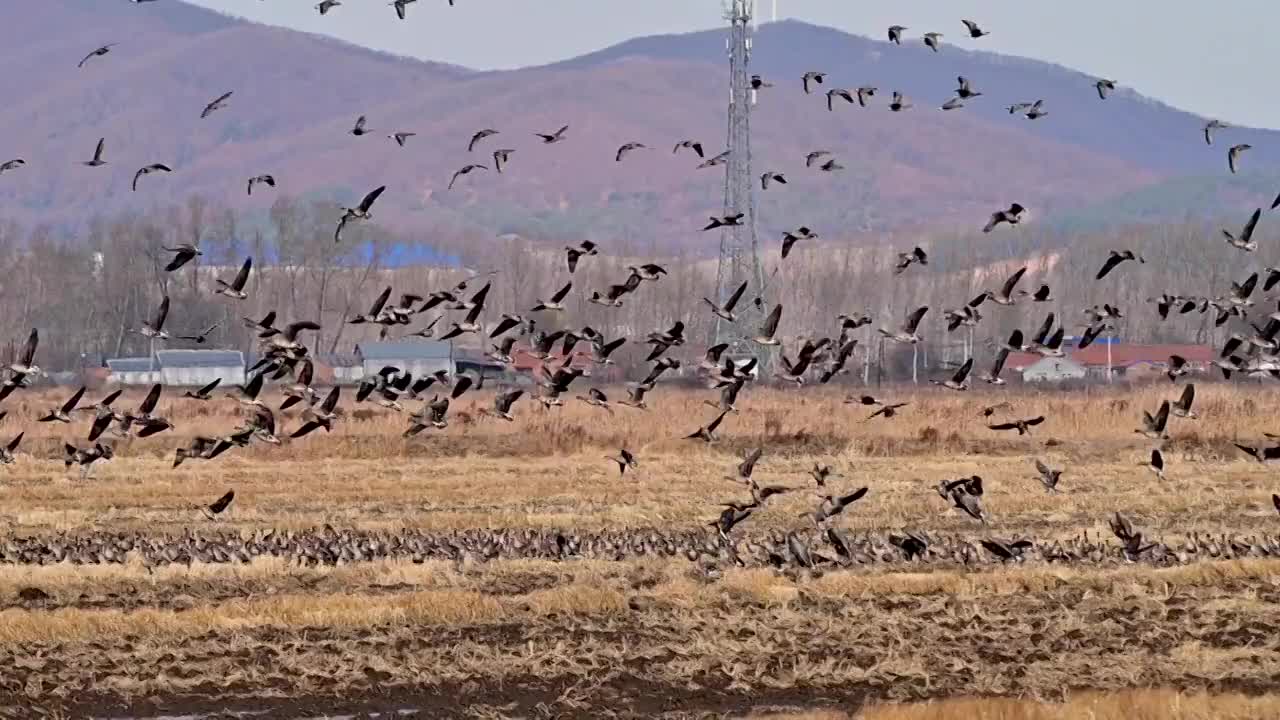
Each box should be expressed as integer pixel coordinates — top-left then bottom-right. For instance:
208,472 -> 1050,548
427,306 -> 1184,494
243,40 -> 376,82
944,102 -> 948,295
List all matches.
712,0 -> 771,368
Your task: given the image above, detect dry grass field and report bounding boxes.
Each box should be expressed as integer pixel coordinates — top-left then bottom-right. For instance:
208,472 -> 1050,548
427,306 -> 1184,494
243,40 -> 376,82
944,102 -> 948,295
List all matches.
1,381 -> 1279,717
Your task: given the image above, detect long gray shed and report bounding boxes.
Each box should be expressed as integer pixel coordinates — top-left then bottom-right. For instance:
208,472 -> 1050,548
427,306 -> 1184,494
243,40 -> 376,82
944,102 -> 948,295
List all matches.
355,340 -> 453,379
154,349 -> 246,387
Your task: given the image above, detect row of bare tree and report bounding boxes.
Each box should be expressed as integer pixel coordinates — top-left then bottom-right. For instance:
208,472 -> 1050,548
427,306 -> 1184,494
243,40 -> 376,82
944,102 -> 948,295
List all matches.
0,193 -> 1271,381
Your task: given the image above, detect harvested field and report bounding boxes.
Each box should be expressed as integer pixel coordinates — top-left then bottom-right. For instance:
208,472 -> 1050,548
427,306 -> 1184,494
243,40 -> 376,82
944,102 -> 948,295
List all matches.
1,384 -> 1279,717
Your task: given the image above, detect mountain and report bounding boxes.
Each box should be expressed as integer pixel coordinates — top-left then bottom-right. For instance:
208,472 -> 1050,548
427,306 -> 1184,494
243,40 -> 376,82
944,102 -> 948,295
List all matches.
0,5 -> 1273,249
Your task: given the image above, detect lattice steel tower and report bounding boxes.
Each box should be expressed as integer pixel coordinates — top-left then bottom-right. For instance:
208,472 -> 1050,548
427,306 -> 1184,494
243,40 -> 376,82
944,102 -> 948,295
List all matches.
713,0 -> 770,363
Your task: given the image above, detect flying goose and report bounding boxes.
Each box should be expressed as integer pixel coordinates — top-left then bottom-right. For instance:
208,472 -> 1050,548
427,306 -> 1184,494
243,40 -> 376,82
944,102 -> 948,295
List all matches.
1204,119 -> 1228,145
78,44 -> 116,68
1110,513 -> 1157,561
987,415 -> 1045,435
291,387 -> 343,437
391,0 -> 416,19
805,150 -> 831,168
316,0 -> 341,14
775,353 -> 813,385
922,32 -> 943,51
492,148 -> 515,173
1223,208 -> 1261,251
9,328 -> 39,377
673,140 -> 704,158
39,386 -> 86,424
618,382 -> 652,410
805,487 -> 869,526
961,19 -> 989,38
627,263 -> 667,281
825,88 -> 855,111
1135,400 -> 1171,439
943,302 -> 982,331
589,273 -> 641,308
753,304 -> 783,345
605,448 -> 638,476
704,281 -> 747,322
864,402 -> 909,421
781,227 -> 815,259
448,164 -> 486,190
940,97 -> 965,111
818,157 -> 844,172
1095,250 -> 1144,280
468,129 -> 498,151
82,138 -> 107,167
565,240 -> 598,273
615,142 -> 648,161
535,125 -> 569,144
1095,78 -> 1117,99
203,490 -> 235,520
761,171 -> 787,189
139,296 -> 171,339
215,257 -> 253,299
801,71 -> 826,93
1024,100 -> 1048,119
1236,442 -> 1280,464
334,185 -> 385,243
703,214 -> 745,231
200,91 -> 233,119
64,443 -> 114,478
1228,144 -> 1251,174
888,92 -> 912,111
481,389 -> 525,422
161,244 -> 201,272
983,203 -> 1026,232
0,159 -> 24,174
685,410 -> 729,443
1141,448 -> 1166,480
877,306 -> 928,344
177,323 -> 220,345
710,505 -> 754,539
247,174 -> 275,196
278,359 -> 317,410
183,378 -> 221,401
894,246 -> 928,274
955,76 -> 981,99
1171,384 -> 1198,419
1166,354 -> 1189,382
930,357 -> 972,391
751,74 -> 772,90
531,282 -> 573,313
0,432 -> 23,465
938,476 -> 985,523
349,115 -> 371,136
132,163 -> 172,191
389,132 -> 416,147
887,25 -> 907,44
1032,459 -> 1062,493
698,150 -> 731,169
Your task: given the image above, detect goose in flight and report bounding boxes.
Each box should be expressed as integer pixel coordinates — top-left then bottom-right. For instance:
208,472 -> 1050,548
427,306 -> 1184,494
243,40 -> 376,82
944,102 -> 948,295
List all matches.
1141,448 -> 1166,480
1223,208 -> 1261,251
335,185 -> 385,242
751,74 -> 773,90
391,0 -> 417,20
468,129 -> 498,151
685,410 -> 729,443
987,415 -> 1045,435
82,138 -> 108,167
615,143 -> 647,162
1166,354 -> 1190,382
78,44 -> 116,68
703,214 -> 745,231
955,76 -> 981,99
1236,442 -> 1280,464
203,490 -> 235,520
878,306 -> 928,344
576,388 -> 613,413
1135,400 -> 1171,440
894,246 -> 927,274
1171,384 -> 1198,419
698,150 -> 731,169
1095,78 -> 1117,99
448,164 -> 486,190
887,25 -> 907,44
961,19 -> 989,38
1033,459 -> 1062,493
183,378 -> 221,401
983,203 -> 1026,232
781,227 -> 815,259
819,157 -> 844,172
753,304 -> 783,345
0,159 -> 24,175
316,0 -> 341,14
480,389 -> 524,422
492,148 -> 515,173
805,150 -> 831,168
39,386 -> 85,424
565,240 -> 597,273
389,132 -> 416,147
138,296 -> 171,339
0,432 -> 23,465
889,92 -> 912,112
177,323 -> 220,345
1023,100 -> 1048,120
761,171 -> 787,189
349,115 -> 371,136
864,401 -> 909,421
200,91 -> 233,119
801,71 -> 826,94
673,140 -> 704,158
826,88 -> 855,112
163,243 -> 202,272
1228,144 -> 1251,174
605,448 -> 638,476
1204,119 -> 1228,145
931,357 -> 972,391
1096,249 -> 1144,280
704,280 -> 747,322
923,32 -> 943,52
531,282 -> 572,312
9,328 -> 40,377
938,476 -> 985,523
535,125 -> 569,144
247,174 -> 275,196
132,163 -> 171,191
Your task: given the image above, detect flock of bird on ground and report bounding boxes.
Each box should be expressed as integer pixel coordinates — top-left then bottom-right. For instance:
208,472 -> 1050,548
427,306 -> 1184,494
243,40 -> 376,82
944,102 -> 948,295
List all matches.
1,6 -> 1278,568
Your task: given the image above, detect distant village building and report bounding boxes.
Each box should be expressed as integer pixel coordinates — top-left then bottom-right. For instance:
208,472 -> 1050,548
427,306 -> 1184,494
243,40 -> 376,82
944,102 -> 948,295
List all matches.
355,340 -> 453,379
155,349 -> 246,387
1007,343 -> 1215,383
105,357 -> 158,386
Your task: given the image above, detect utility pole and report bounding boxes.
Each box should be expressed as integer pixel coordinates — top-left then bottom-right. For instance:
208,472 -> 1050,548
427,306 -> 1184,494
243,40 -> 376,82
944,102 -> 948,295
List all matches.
713,0 -> 771,369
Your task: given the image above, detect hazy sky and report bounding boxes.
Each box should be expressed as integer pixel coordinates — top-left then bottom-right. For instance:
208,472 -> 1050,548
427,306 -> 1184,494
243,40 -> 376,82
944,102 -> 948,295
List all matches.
191,0 -> 1275,128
